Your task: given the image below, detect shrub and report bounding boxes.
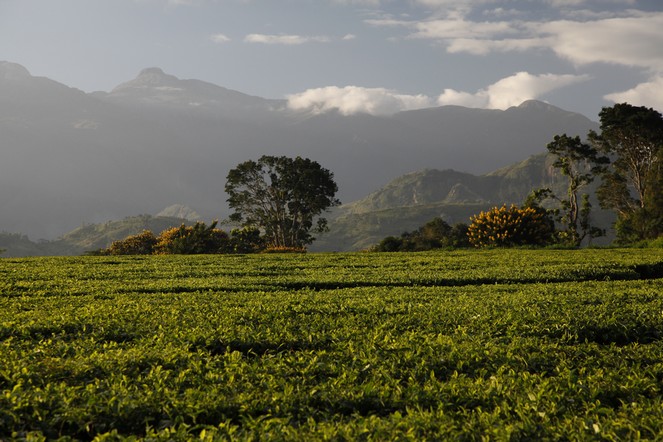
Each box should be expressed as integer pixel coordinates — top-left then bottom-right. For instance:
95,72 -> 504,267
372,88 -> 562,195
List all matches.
106,230 -> 158,255
154,221 -> 230,254
468,205 -> 555,248
374,236 -> 404,252
229,226 -> 266,254
373,218 -> 471,252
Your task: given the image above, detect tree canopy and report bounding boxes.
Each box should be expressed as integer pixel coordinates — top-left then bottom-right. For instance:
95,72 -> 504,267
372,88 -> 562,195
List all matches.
544,134 -> 608,246
225,156 -> 340,249
589,103 -> 663,242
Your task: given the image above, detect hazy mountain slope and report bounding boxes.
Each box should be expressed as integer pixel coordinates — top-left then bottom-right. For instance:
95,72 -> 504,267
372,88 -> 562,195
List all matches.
313,153 -> 612,251
0,61 -> 599,242
341,153 -> 559,215
0,215 -> 193,257
0,153 -> 612,256
98,67 -> 287,120
389,100 -> 597,175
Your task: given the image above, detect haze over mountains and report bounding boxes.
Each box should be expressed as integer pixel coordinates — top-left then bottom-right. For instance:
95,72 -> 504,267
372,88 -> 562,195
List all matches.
1,61 -> 599,242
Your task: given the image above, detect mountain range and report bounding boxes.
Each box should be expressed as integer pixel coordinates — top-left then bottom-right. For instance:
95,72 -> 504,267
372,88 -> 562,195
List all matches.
1,61 -> 599,249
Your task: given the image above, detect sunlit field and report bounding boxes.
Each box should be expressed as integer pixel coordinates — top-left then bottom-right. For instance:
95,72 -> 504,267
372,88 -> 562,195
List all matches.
2,249 -> 663,440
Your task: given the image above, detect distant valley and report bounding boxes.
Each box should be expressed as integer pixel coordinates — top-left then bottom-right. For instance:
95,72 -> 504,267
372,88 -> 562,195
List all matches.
1,152 -> 615,256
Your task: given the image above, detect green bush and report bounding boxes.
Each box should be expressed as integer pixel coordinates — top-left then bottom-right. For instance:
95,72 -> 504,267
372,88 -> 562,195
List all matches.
229,226 -> 266,254
373,218 -> 470,252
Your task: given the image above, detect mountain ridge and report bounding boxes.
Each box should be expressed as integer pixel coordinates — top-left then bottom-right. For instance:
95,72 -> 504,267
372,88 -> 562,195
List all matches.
0,61 -> 599,243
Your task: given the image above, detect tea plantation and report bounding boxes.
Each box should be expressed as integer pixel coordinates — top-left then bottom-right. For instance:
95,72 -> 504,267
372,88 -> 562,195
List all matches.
1,249 -> 663,440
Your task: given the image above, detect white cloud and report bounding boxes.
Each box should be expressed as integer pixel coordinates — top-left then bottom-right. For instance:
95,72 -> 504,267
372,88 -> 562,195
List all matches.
447,37 -> 548,55
134,0 -> 200,5
438,71 -> 591,109
286,72 -> 590,115
287,86 -> 434,116
342,34 -> 357,41
411,18 -> 518,40
244,34 -> 330,45
372,6 -> 663,74
210,33 -> 231,44
541,14 -> 663,71
604,76 -> 663,112
331,0 -> 381,4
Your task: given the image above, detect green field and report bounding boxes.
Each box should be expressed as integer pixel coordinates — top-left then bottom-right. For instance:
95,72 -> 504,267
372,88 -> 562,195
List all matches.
2,249 -> 663,440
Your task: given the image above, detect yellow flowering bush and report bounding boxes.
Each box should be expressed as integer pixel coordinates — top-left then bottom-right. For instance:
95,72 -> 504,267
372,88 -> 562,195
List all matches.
154,222 -> 230,254
468,205 -> 555,248
107,230 -> 157,255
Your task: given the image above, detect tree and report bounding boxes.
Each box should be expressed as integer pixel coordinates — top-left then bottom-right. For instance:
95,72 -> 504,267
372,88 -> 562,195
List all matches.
589,103 -> 663,242
545,134 -> 608,246
225,156 -> 340,249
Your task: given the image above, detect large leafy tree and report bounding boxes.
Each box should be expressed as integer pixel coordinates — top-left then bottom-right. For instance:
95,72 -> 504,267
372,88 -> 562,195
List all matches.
545,134 -> 608,246
589,103 -> 663,242
225,156 -> 340,249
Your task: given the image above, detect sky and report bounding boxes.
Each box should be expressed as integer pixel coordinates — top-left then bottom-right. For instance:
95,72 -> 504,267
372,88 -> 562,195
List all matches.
1,0 -> 662,119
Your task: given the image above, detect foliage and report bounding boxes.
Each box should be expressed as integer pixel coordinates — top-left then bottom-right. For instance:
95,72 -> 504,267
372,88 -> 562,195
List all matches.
225,156 -> 340,249
544,134 -> 608,246
589,103 -> 663,242
106,230 -> 158,255
228,226 -> 266,254
373,218 -> 470,251
261,246 -> 307,253
95,222 -> 267,256
468,204 -> 555,247
1,250 -> 663,439
154,221 -> 230,255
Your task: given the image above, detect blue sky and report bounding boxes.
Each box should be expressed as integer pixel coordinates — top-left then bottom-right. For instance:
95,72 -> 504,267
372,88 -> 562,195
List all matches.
1,0 -> 662,119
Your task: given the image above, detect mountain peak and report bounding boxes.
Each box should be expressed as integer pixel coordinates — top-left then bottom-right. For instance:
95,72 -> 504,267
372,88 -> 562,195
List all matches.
156,204 -> 201,221
516,100 -> 560,112
132,67 -> 178,84
139,67 -> 166,76
0,61 -> 31,80
109,67 -> 180,93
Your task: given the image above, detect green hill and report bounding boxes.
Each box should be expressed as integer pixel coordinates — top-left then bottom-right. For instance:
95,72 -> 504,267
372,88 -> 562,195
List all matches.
1,153 -> 615,256
313,153 -> 614,251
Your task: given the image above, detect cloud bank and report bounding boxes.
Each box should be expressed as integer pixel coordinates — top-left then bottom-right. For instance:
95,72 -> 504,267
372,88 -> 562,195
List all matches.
604,76 -> 663,112
438,72 -> 591,109
287,86 -> 434,116
366,5 -> 663,111
287,72 -> 589,116
379,10 -> 663,73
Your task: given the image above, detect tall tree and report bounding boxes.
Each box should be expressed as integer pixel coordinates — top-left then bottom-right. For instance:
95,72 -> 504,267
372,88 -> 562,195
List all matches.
589,103 -> 663,242
545,134 -> 608,246
225,156 -> 340,249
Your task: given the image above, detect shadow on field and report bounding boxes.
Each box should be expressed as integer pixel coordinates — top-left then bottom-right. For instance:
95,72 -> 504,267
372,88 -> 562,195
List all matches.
272,261 -> 663,291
